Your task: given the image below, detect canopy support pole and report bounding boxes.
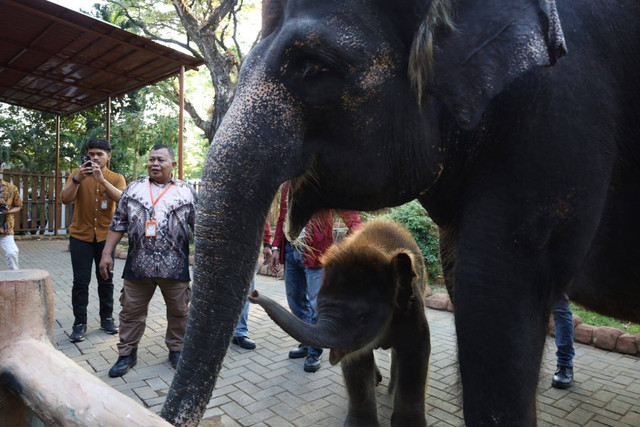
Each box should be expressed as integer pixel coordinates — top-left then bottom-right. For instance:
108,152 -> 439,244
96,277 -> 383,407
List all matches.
178,66 -> 185,180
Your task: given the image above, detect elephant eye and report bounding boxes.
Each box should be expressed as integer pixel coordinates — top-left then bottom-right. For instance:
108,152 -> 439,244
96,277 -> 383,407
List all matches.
302,60 -> 331,79
289,55 -> 344,105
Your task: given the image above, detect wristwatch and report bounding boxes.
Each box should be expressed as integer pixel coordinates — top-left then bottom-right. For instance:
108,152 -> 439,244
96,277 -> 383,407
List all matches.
72,176 -> 81,185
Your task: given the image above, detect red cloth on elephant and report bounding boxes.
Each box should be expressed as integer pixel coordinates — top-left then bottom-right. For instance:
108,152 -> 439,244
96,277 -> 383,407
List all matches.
271,181 -> 362,268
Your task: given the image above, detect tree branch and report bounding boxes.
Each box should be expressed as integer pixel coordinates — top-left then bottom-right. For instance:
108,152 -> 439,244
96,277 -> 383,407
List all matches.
107,0 -> 202,58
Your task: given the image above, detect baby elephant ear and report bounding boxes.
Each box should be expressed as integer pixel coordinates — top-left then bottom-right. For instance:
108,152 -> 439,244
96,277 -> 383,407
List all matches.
391,250 -> 419,310
391,250 -> 418,311
392,251 -> 418,284
411,0 -> 566,129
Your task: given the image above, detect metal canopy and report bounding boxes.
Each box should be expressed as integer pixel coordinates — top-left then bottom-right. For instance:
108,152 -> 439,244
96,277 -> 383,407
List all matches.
0,0 -> 204,116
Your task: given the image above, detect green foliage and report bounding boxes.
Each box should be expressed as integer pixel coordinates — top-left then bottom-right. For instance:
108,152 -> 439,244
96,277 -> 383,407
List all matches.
0,106 -> 62,172
570,303 -> 640,334
382,201 -> 443,285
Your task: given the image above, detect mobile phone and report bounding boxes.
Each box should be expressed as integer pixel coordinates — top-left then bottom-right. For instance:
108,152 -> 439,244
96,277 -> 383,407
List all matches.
81,155 -> 93,174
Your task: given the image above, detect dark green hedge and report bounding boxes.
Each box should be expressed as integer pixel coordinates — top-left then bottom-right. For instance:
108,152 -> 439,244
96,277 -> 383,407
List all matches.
382,201 -> 443,285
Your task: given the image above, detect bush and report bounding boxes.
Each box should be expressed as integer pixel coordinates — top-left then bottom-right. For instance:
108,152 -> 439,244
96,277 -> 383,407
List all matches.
382,201 -> 443,285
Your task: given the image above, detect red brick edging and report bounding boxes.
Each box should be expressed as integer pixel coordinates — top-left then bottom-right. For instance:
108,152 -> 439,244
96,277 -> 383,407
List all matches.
424,293 -> 640,357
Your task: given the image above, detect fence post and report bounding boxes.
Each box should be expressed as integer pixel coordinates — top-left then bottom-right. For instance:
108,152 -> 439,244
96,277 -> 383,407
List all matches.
0,270 -> 171,426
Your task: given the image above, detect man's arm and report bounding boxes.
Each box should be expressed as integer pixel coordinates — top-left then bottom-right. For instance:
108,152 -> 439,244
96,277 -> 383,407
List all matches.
93,169 -> 125,201
61,170 -> 83,204
271,182 -> 289,267
338,210 -> 363,234
262,215 -> 273,265
3,186 -> 22,214
99,230 -> 125,279
4,205 -> 21,214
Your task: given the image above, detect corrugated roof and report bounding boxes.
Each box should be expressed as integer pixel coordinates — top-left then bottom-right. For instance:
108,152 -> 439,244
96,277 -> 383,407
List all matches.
0,0 -> 204,116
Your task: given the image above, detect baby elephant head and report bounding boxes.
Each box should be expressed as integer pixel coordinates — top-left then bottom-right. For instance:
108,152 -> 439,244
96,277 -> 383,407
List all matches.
250,220 -> 425,365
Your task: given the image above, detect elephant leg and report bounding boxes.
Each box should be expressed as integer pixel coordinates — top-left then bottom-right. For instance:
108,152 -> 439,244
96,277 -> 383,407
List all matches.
341,351 -> 380,427
390,314 -> 429,427
454,251 -> 550,426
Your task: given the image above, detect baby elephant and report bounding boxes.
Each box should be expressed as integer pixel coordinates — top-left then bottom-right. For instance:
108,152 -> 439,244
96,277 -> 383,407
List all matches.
250,219 -> 430,426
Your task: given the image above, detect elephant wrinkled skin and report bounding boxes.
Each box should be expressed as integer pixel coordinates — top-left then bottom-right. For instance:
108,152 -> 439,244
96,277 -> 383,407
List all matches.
162,1 -> 640,425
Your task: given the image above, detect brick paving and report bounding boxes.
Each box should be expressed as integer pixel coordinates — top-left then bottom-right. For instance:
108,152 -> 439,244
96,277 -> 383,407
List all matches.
15,238 -> 640,426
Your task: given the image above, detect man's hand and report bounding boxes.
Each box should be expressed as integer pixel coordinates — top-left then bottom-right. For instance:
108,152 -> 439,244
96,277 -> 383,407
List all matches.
271,248 -> 280,270
92,162 -> 105,184
76,161 -> 94,182
262,246 -> 273,266
99,253 -> 114,280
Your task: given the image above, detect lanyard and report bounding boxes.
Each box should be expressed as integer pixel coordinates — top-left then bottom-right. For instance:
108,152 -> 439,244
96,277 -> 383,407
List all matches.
149,180 -> 173,218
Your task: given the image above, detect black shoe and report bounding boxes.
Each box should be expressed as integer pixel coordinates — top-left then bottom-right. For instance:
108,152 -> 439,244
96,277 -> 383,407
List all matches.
100,317 -> 118,335
288,345 -> 308,359
168,350 -> 181,369
109,349 -> 137,377
69,324 -> 87,342
552,366 -> 574,389
232,336 -> 256,350
304,354 -> 322,373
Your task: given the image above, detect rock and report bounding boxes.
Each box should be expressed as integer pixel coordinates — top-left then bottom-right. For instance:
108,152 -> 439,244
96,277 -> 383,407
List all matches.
115,249 -> 127,260
572,314 -> 582,326
574,324 -> 595,344
199,415 -> 223,426
258,264 -> 270,276
425,294 -> 450,311
615,334 -> 639,356
593,326 -> 623,351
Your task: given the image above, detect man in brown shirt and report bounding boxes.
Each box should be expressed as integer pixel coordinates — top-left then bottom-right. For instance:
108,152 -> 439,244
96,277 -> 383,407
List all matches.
61,139 -> 126,342
0,162 -> 22,269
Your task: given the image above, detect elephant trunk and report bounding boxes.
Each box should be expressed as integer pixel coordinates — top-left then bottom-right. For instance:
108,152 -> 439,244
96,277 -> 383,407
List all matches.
161,58 -> 306,426
249,290 -> 356,362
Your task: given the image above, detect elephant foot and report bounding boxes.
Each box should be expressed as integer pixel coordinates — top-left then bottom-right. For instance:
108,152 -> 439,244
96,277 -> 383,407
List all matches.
344,413 -> 380,427
391,412 -> 426,427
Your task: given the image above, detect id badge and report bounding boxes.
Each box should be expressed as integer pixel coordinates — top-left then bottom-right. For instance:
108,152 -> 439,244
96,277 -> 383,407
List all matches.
100,199 -> 108,210
145,220 -> 158,237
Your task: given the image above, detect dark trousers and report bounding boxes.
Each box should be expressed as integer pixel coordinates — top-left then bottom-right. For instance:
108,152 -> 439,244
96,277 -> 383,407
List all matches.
70,236 -> 114,325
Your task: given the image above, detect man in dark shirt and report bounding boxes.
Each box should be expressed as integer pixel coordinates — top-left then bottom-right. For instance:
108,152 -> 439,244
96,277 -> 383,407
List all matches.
100,144 -> 197,377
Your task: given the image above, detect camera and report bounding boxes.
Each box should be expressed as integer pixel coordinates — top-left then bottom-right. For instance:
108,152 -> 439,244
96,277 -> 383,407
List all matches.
81,155 -> 93,174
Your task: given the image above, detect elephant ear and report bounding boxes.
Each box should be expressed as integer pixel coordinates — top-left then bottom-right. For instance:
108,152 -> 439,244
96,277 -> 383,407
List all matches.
262,0 -> 287,39
391,250 -> 419,312
410,0 -> 567,129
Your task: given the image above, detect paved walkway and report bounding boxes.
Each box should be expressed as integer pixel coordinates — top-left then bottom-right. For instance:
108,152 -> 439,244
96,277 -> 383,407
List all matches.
15,239 -> 640,426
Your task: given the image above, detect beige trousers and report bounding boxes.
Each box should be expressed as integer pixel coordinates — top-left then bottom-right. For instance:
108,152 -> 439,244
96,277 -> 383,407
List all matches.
117,277 -> 191,356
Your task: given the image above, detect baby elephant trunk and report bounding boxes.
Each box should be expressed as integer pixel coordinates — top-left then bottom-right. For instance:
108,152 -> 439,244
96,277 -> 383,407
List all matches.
249,290 -> 354,353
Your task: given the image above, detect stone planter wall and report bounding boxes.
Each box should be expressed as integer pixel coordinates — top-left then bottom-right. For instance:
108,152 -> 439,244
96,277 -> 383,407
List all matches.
424,293 -> 640,357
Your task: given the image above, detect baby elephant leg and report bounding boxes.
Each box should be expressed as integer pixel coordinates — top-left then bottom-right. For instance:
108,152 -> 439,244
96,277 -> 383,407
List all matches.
390,318 -> 430,426
341,351 -> 380,427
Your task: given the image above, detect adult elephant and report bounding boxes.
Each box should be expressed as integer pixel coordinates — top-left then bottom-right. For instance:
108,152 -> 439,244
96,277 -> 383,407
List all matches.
162,0 -> 640,425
